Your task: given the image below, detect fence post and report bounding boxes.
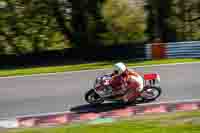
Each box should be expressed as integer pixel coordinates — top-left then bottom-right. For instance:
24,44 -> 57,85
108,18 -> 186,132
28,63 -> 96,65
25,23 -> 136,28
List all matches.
151,39 -> 166,59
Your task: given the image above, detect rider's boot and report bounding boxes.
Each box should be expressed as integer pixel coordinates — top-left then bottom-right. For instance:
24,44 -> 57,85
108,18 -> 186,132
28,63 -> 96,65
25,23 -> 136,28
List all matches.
122,88 -> 141,103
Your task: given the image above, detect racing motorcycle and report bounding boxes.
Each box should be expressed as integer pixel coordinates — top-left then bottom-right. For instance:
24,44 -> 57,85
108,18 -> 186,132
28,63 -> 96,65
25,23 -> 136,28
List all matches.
85,72 -> 162,105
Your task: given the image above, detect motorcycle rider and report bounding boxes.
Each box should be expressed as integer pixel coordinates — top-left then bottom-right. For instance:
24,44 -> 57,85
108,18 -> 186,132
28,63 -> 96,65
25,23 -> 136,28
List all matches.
109,62 -> 144,103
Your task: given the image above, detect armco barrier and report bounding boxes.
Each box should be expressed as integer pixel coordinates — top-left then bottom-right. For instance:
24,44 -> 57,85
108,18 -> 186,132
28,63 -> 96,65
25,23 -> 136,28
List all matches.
15,100 -> 200,128
146,41 -> 200,59
166,41 -> 200,58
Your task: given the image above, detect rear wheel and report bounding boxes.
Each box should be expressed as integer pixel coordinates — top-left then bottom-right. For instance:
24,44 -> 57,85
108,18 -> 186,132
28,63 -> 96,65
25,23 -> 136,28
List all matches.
141,86 -> 162,101
85,89 -> 104,105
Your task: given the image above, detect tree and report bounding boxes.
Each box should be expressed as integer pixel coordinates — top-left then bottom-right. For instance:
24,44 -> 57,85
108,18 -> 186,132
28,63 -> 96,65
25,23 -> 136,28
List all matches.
145,0 -> 176,42
102,0 -> 147,44
172,0 -> 200,40
0,0 -> 67,54
49,0 -> 73,45
70,0 -> 107,47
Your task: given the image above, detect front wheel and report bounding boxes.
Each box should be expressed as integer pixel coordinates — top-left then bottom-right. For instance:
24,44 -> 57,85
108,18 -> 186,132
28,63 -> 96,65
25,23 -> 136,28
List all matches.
141,86 -> 162,101
85,89 -> 104,105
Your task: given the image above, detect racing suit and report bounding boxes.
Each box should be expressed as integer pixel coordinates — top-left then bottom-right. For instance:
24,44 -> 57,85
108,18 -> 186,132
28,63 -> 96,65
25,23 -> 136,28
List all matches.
109,69 -> 144,102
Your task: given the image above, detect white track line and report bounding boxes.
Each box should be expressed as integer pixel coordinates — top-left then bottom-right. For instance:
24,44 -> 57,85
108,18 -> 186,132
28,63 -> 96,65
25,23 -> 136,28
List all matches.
0,61 -> 200,79
15,110 -> 71,119
0,119 -> 18,128
0,110 -> 71,121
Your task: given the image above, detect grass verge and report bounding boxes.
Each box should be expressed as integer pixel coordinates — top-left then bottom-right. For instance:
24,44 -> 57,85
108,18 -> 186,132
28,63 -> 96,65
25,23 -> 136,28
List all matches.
7,111 -> 200,133
0,58 -> 200,77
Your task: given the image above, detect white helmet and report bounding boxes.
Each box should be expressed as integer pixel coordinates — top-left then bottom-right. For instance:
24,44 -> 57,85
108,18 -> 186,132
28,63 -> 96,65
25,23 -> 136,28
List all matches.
113,62 -> 127,75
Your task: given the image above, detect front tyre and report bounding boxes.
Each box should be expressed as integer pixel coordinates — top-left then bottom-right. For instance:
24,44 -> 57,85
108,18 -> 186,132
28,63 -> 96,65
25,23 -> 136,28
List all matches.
85,89 -> 104,105
141,86 -> 162,101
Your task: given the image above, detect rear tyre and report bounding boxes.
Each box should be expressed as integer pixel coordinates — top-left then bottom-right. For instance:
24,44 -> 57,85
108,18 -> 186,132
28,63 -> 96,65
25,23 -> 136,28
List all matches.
85,89 -> 104,105
141,86 -> 162,101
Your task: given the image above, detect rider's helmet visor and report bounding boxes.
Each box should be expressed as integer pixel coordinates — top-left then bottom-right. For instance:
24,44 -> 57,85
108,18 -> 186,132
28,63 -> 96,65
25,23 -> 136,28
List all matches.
114,70 -> 119,75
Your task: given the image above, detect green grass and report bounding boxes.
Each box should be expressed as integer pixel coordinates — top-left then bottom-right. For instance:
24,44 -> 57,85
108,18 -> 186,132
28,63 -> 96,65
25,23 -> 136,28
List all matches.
7,111 -> 200,133
0,58 -> 200,77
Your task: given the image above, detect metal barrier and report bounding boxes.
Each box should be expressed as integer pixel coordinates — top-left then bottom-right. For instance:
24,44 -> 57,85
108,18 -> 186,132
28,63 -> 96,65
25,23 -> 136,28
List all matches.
166,41 -> 200,58
146,41 -> 200,59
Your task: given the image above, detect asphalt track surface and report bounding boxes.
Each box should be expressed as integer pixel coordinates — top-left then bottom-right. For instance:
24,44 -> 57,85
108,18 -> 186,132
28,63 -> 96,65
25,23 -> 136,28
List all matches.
0,63 -> 200,118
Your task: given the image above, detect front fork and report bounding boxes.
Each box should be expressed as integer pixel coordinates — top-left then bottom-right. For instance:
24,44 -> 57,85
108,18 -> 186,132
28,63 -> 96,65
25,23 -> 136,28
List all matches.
144,79 -> 156,86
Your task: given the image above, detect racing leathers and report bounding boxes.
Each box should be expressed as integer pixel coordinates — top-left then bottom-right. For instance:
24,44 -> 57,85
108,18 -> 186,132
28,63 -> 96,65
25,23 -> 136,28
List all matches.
109,69 -> 144,102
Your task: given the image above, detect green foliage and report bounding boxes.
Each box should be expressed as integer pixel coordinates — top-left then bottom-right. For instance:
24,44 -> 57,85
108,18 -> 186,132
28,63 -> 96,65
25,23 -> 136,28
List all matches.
145,0 -> 176,42
102,0 -> 147,44
170,0 -> 200,41
0,0 -> 67,55
145,0 -> 200,41
0,0 -> 199,55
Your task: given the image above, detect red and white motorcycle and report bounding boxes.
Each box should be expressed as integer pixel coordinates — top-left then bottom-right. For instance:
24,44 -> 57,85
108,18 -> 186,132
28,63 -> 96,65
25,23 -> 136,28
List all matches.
85,72 -> 162,105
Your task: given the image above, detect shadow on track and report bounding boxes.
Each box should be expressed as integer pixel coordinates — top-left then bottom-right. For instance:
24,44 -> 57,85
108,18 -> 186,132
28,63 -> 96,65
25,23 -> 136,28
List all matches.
70,102 -> 135,113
